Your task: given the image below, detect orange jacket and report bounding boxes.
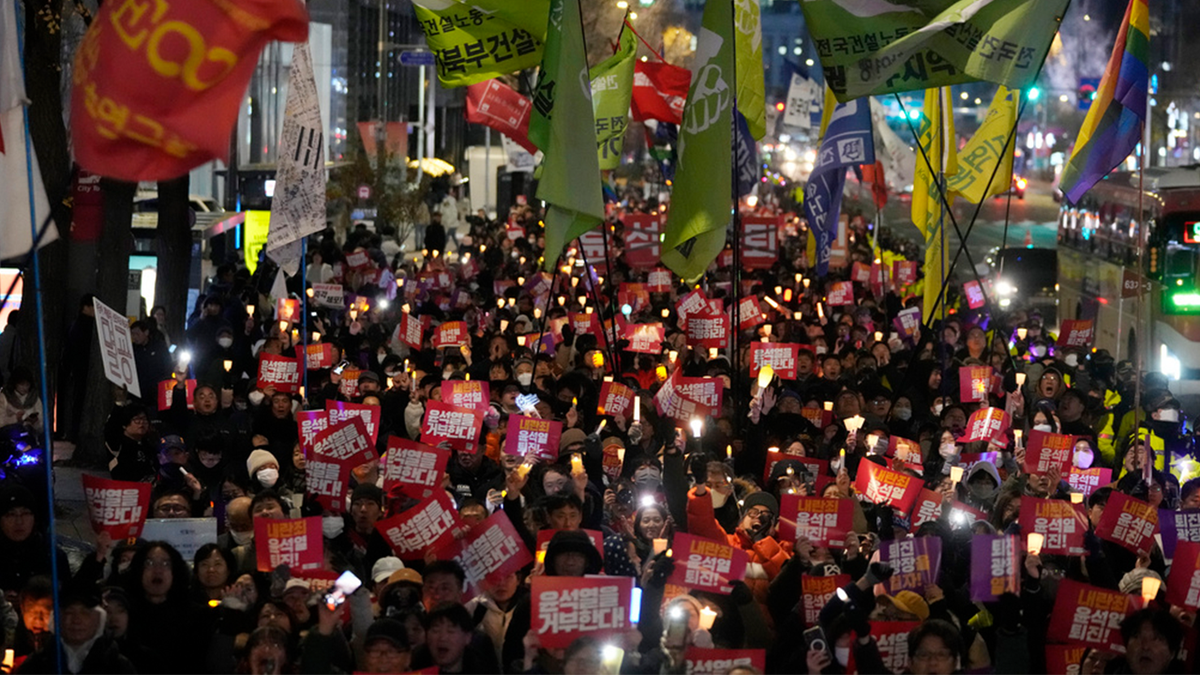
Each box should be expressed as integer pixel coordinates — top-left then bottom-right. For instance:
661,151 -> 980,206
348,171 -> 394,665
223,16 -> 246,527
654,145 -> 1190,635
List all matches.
686,488 -> 792,607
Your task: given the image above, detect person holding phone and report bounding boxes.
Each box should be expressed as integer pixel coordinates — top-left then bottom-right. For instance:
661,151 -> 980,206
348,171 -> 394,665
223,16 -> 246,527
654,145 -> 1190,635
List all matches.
0,367 -> 43,433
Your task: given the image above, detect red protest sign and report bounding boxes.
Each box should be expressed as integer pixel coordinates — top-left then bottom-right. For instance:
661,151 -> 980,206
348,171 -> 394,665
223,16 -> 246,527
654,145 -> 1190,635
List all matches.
618,283 -> 650,314
346,250 -> 371,268
749,342 -> 801,379
156,379 -> 197,411
296,410 -> 328,452
687,312 -> 730,349
337,369 -> 360,399
1095,491 -> 1158,555
82,475 -> 150,539
625,214 -> 663,268
327,401 -> 381,445
676,289 -> 709,322
276,298 -> 300,324
433,321 -> 469,349
295,343 -> 336,370
798,406 -> 834,432
910,489 -> 945,528
312,416 -> 375,468
1024,430 -> 1075,474
863,622 -> 922,675
893,260 -> 918,286
667,532 -> 750,594
741,216 -> 779,270
676,375 -> 723,411
568,312 -> 601,337
963,280 -> 985,309
827,281 -> 854,306
1067,467 -> 1113,497
376,492 -> 464,560
1045,646 -> 1088,675
382,437 -> 450,500
441,380 -> 490,412
503,415 -> 563,462
598,381 -> 635,418
1020,497 -> 1086,555
851,261 -> 871,283
961,407 -> 1010,443
737,296 -> 763,328
256,517 -> 323,573
257,354 -> 301,393
854,460 -> 920,512
1058,319 -> 1095,348
1048,580 -> 1132,651
778,495 -> 853,548
870,261 -> 887,297
305,456 -> 350,508
684,649 -> 766,675
601,440 -> 624,482
958,365 -> 993,403
646,268 -> 672,293
465,79 -> 536,153
1167,541 -> 1200,611
887,436 -> 922,463
531,576 -> 635,648
655,372 -> 710,422
395,312 -> 425,349
800,574 -> 851,626
625,323 -> 665,353
441,511 -> 533,596
422,400 -> 485,453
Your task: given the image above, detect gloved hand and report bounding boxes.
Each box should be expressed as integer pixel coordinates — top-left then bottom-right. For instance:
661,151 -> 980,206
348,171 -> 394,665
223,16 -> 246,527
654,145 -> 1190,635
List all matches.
729,580 -> 754,606
863,561 -> 894,587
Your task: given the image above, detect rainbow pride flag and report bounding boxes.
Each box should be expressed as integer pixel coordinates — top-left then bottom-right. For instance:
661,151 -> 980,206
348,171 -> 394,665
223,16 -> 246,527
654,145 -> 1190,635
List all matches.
1060,0 -> 1149,205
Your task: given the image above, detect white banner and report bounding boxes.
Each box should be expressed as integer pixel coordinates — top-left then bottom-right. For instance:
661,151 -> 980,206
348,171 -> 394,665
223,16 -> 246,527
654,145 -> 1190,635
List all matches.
267,40 -> 327,273
500,133 -> 539,173
94,297 -> 140,398
783,73 -> 819,130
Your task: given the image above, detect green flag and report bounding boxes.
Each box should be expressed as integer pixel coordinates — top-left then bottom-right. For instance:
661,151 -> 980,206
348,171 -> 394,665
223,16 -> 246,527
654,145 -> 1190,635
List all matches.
413,0 -> 550,88
534,0 -> 605,271
590,29 -> 637,170
734,0 -> 766,140
660,0 -> 734,282
799,0 -> 1069,102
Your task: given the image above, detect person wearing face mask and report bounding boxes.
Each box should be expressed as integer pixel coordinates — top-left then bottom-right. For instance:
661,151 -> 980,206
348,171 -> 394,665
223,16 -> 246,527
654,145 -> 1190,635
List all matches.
960,461 -> 1002,512
246,450 -> 297,516
218,497 -> 255,552
513,358 -> 535,388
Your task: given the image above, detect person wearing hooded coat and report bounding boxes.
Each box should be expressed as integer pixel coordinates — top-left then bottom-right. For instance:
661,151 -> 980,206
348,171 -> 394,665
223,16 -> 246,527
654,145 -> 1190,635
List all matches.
500,530 -> 602,674
686,488 -> 791,612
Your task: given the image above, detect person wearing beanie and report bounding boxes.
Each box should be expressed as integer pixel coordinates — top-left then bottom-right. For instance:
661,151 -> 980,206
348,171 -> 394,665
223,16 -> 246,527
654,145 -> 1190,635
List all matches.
685,483 -> 790,611
246,448 -> 281,492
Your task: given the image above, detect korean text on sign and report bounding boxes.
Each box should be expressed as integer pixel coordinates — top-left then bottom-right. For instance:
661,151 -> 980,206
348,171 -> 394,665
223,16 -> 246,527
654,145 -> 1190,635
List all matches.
1095,491 -> 1158,555
532,576 -> 634,649
376,492 -> 463,560
503,414 -> 563,461
880,537 -> 941,594
444,512 -> 533,596
667,533 -> 749,594
422,400 -> 484,452
1020,498 -> 1086,555
1048,580 -> 1131,651
82,474 -> 150,538
256,517 -> 323,572
383,437 -> 450,499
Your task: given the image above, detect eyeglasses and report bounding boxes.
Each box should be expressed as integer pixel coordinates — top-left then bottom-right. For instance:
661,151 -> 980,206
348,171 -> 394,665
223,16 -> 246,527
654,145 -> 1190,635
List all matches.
155,503 -> 190,516
745,507 -> 772,519
143,558 -> 172,569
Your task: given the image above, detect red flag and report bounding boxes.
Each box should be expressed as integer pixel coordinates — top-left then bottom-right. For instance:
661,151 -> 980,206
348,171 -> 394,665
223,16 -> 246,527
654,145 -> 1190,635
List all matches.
71,0 -> 309,181
466,79 -> 538,154
860,161 -> 888,209
631,61 -> 690,125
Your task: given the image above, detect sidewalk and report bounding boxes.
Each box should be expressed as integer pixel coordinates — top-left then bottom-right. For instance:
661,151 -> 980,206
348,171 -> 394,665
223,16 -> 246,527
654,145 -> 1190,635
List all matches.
50,441 -> 104,573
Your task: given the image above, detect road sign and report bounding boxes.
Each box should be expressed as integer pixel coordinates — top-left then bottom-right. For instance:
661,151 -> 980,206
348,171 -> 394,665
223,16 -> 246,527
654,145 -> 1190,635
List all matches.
1078,77 -> 1100,111
357,185 -> 371,200
399,51 -> 436,67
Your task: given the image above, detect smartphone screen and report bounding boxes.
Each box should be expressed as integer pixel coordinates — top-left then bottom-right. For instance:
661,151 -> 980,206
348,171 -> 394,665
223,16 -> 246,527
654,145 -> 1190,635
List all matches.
324,570 -> 362,610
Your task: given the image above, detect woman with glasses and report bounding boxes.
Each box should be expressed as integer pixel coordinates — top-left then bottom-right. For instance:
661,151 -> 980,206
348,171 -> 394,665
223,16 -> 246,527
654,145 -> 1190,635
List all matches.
122,541 -> 207,674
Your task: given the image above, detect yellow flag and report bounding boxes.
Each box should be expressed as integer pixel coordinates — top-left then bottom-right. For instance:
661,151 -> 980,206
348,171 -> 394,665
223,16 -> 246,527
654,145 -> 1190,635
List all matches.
913,87 -> 957,320
948,86 -> 1017,203
817,85 -> 839,138
733,0 -> 766,140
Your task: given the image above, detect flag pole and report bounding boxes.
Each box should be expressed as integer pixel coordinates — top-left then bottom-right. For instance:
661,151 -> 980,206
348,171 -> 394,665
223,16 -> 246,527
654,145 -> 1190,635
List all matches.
728,0 -> 742,438
301,236 -> 309,400
1137,74 -> 1151,483
16,0 -> 63,668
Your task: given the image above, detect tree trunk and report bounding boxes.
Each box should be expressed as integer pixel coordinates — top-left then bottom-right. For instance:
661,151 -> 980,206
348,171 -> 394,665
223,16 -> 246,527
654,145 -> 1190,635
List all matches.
155,176 -> 191,340
21,0 -> 72,441
76,179 -> 135,466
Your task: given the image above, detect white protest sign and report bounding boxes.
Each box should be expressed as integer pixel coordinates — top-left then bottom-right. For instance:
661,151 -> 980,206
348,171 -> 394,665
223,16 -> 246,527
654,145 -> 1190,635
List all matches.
94,297 -> 141,398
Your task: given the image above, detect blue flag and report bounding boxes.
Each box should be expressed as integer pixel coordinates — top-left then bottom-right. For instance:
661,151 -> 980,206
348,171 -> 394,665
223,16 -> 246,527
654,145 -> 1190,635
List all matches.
734,108 -> 759,198
803,98 -> 875,277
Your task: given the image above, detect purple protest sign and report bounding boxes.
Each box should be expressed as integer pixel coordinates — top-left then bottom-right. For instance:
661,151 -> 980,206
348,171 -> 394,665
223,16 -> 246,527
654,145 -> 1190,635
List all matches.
969,535 -> 1020,602
879,537 -> 942,594
1158,509 -> 1200,558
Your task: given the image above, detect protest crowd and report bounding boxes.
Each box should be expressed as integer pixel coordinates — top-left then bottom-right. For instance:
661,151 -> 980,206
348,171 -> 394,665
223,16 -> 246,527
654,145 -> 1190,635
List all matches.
0,197 -> 1196,675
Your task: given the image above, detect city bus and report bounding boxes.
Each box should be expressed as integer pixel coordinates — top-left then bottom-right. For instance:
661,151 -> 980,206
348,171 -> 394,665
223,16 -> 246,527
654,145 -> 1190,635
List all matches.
1058,167 -> 1200,386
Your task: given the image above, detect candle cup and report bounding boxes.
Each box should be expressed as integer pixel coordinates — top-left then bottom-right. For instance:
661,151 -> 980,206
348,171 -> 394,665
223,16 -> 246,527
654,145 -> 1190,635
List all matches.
652,538 -> 668,555
1026,532 -> 1044,556
698,606 -> 718,631
1141,577 -> 1161,603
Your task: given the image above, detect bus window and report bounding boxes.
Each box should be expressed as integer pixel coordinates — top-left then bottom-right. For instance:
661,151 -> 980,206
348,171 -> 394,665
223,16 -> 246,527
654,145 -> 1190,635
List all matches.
1164,244 -> 1196,287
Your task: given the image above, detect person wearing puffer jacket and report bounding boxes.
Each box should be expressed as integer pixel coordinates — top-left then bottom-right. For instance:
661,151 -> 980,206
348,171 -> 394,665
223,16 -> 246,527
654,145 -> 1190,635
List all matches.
687,487 -> 791,615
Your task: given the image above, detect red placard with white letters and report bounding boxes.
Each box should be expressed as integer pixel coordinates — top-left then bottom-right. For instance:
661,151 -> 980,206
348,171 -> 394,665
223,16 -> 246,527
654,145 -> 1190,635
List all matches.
256,354 -> 301,393
531,576 -> 635,648
827,281 -> 854,306
1047,580 -> 1131,652
311,416 -> 375,468
438,511 -> 533,596
256,517 -> 323,572
961,407 -> 1010,443
598,381 -> 635,418
740,216 -> 779,270
382,437 -> 451,499
503,414 -> 563,461
421,400 -> 485,452
82,474 -> 150,538
1095,491 -> 1158,555
433,321 -> 469,349
625,214 -> 662,268
777,495 -> 854,548
958,365 -> 992,403
327,400 -> 381,445
854,460 -> 920,512
376,491 -> 464,560
1023,429 -> 1076,474
667,532 -> 749,594
749,342 -> 800,379
1019,497 -> 1086,555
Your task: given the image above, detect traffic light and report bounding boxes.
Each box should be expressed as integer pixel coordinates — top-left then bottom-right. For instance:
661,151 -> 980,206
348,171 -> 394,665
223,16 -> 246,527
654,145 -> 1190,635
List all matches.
1026,87 -> 1041,101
